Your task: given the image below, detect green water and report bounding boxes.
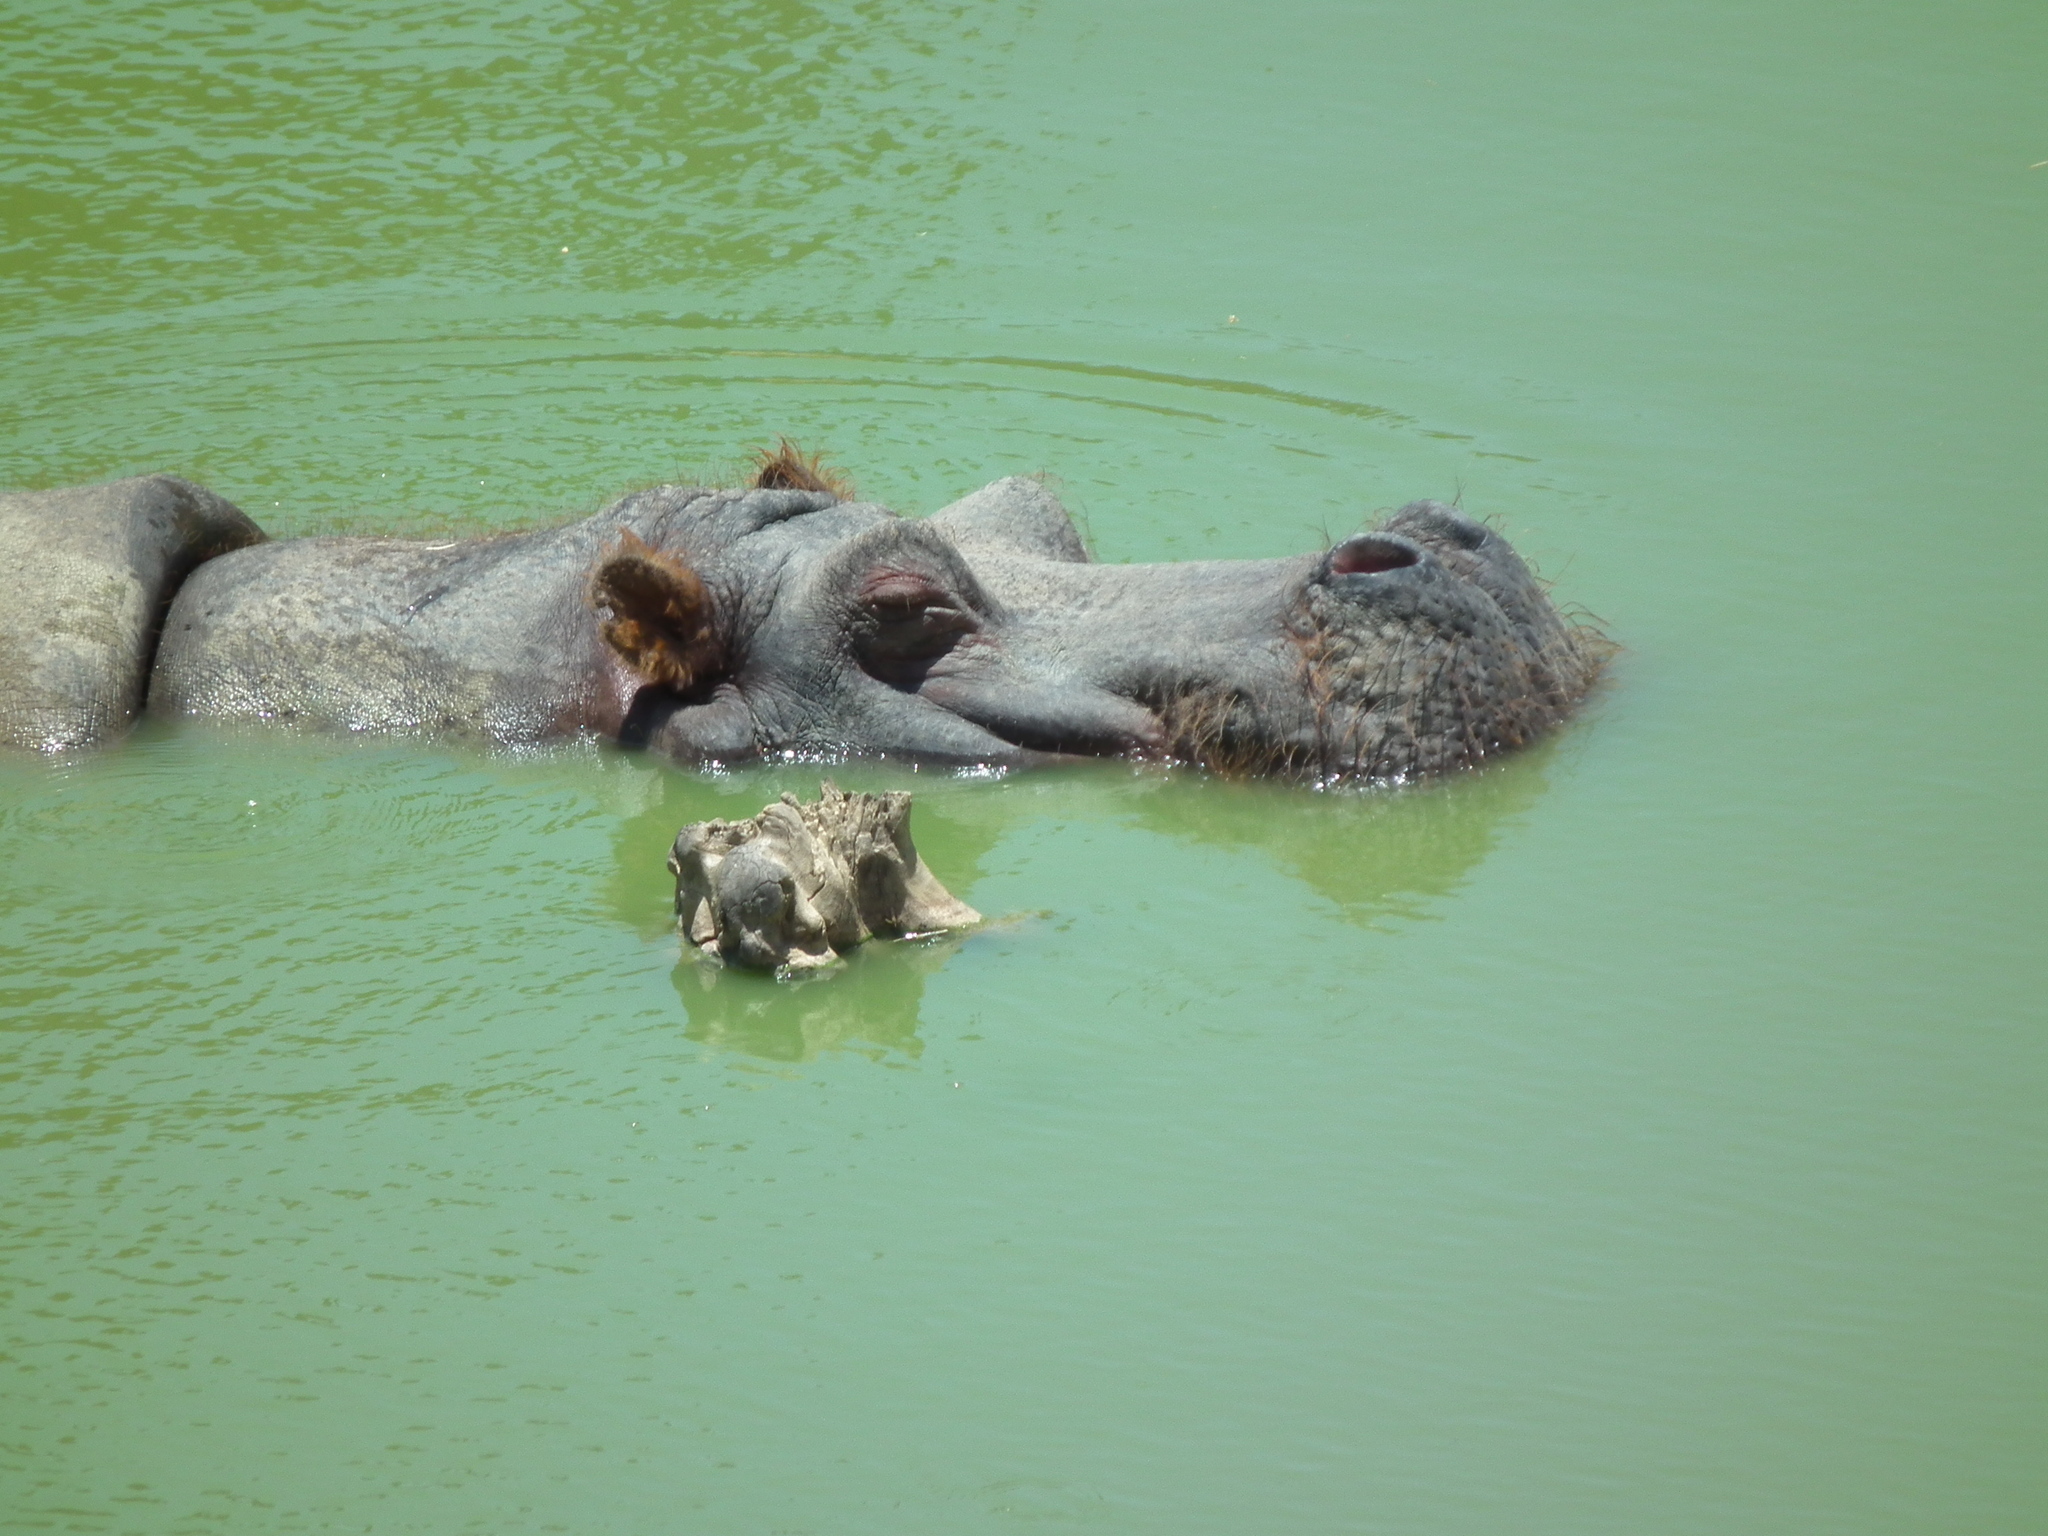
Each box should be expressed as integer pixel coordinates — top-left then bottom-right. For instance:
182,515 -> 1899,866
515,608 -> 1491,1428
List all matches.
3,0 -> 2044,1530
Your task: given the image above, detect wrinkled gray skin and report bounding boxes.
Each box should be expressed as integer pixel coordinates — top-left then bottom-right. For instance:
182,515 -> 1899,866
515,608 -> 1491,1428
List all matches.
672,782 -> 980,971
0,476 -> 264,751
146,473 -> 1602,781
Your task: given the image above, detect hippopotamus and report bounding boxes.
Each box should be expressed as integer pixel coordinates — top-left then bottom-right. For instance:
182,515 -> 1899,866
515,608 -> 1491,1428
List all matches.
0,445 -> 1606,779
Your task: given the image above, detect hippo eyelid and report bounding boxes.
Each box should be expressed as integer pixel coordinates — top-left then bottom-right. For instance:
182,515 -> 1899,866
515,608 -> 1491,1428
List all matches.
860,570 -> 964,614
813,517 -> 990,603
858,599 -> 978,651
849,565 -> 982,678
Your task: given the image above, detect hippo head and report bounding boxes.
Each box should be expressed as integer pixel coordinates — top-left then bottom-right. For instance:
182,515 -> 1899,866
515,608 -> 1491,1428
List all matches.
587,465 -> 1606,783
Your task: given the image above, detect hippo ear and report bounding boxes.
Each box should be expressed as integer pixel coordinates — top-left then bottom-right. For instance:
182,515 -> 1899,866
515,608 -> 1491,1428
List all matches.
927,477 -> 1091,563
589,531 -> 718,690
750,437 -> 853,498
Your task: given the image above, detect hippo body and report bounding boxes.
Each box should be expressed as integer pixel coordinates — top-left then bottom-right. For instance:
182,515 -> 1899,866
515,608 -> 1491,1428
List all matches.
0,476 -> 263,751
17,459 -> 1606,781
152,513 -> 637,744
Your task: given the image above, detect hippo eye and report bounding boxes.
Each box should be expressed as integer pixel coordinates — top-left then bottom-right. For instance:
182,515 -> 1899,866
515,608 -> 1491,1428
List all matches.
855,570 -> 978,670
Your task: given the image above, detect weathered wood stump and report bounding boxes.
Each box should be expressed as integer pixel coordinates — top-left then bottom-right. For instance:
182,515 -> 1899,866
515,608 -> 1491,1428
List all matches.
668,782 -> 980,971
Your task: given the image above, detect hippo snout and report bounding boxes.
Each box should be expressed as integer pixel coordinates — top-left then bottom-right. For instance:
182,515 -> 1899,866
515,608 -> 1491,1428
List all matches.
1272,500 -> 1607,781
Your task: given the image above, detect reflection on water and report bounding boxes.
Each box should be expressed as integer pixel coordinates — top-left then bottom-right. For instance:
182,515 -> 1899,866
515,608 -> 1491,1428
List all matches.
913,747 -> 1554,934
671,934 -> 968,1062
610,745 -> 1558,1062
1124,747 -> 1555,927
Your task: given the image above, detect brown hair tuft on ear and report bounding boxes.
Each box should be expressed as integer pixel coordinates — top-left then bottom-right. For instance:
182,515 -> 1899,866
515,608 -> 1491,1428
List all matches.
750,438 -> 854,498
589,531 -> 717,691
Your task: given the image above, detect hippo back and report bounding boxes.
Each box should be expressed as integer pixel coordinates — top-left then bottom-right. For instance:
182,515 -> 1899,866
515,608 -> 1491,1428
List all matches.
150,521 -> 619,744
0,475 -> 264,751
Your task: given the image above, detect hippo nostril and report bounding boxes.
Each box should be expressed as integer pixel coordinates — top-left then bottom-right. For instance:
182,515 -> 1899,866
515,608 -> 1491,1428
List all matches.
1326,533 -> 1421,578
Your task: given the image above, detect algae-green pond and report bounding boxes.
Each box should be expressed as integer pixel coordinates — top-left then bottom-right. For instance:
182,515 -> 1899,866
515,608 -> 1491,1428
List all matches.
2,0 -> 2044,1531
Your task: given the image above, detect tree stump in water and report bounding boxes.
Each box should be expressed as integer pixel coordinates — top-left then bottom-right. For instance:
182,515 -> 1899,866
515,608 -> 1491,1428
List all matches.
668,781 -> 980,972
